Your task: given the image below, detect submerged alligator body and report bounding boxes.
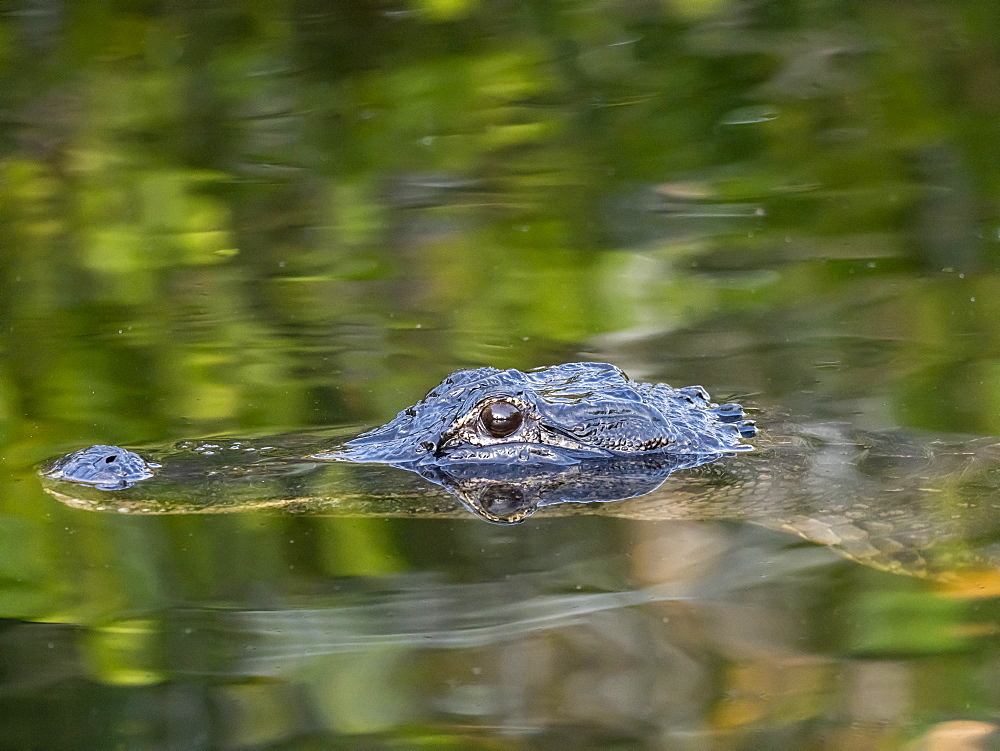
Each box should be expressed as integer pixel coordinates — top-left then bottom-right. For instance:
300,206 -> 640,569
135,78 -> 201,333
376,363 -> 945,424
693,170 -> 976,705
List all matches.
46,362 -> 1000,580
44,362 -> 755,496
40,418 -> 1000,580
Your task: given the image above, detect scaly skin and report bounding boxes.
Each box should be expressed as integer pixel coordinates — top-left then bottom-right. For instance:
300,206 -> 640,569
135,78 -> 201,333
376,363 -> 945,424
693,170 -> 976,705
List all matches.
324,362 -> 756,464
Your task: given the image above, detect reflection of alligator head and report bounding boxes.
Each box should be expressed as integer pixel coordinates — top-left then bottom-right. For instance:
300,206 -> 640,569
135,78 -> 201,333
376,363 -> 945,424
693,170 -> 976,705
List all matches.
323,361 -> 755,465
415,453 -> 722,523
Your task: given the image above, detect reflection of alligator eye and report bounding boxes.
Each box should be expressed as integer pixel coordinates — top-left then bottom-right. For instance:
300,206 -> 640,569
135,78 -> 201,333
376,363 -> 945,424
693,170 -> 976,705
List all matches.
480,485 -> 525,519
480,401 -> 523,438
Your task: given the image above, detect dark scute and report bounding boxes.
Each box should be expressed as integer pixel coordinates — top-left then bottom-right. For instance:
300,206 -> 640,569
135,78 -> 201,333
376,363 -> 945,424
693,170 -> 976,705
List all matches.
480,401 -> 523,438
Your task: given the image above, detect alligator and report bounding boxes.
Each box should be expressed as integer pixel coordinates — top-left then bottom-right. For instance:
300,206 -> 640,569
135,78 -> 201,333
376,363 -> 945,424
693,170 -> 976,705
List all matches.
43,361 -> 755,492
38,362 -> 1000,580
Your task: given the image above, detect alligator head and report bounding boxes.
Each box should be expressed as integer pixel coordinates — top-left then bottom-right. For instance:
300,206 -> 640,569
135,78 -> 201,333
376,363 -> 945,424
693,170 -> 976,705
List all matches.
41,362 -> 755,493
323,362 -> 755,466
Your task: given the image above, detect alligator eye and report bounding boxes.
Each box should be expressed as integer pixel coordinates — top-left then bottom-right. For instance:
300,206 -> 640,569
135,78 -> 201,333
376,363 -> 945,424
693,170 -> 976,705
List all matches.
480,401 -> 523,438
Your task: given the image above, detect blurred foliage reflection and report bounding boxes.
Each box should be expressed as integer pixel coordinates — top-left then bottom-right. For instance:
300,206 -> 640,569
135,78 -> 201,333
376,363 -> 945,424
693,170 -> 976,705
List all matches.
1,0 -> 999,444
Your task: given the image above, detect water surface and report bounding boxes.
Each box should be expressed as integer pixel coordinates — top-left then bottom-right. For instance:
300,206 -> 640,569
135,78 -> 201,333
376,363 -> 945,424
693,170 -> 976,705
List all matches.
3,0 -> 1000,747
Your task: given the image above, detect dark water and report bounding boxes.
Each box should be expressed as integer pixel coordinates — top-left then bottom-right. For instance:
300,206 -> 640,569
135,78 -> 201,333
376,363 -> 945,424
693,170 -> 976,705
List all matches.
3,1 -> 1000,747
